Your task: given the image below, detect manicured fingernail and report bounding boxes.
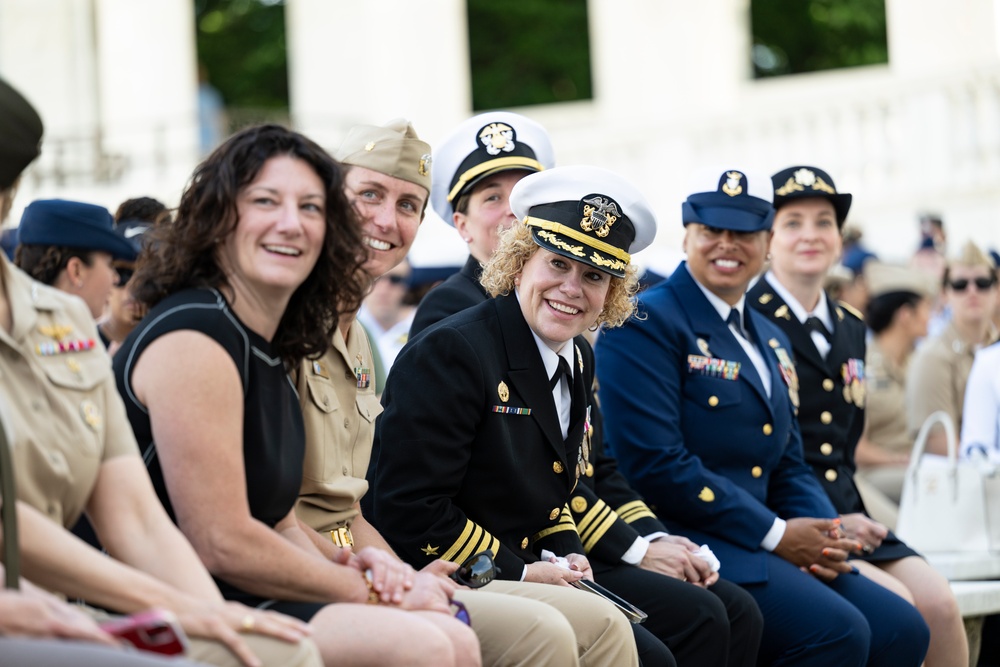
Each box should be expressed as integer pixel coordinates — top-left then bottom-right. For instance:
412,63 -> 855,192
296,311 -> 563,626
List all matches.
822,548 -> 831,557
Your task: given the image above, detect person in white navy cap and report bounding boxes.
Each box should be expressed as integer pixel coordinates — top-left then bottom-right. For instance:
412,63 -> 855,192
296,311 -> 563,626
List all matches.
369,166 -> 757,667
597,169 -> 930,667
15,199 -> 136,320
751,166 -> 968,667
409,111 -> 554,337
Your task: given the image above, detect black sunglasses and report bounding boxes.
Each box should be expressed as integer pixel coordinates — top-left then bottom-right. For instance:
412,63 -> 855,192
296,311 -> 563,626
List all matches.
450,551 -> 500,589
385,274 -> 409,286
949,277 -> 996,292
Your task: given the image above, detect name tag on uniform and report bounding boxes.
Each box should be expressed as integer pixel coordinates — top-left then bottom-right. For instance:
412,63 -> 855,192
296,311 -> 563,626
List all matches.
687,354 -> 740,381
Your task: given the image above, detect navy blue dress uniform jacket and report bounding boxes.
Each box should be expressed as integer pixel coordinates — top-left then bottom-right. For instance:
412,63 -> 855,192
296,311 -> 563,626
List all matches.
747,278 -> 916,561
367,291 -> 596,578
596,263 -> 838,585
409,255 -> 485,339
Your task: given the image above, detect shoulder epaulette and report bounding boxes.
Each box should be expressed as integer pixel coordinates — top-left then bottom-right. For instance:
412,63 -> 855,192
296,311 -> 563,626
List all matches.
837,300 -> 865,322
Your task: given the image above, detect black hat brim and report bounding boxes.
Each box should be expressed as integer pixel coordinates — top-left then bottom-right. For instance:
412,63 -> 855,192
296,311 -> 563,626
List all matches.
530,227 -> 626,279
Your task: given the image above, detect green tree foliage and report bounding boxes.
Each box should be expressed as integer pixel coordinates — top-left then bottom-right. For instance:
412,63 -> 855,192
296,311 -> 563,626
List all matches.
194,0 -> 288,111
751,0 -> 888,78
467,0 -> 592,110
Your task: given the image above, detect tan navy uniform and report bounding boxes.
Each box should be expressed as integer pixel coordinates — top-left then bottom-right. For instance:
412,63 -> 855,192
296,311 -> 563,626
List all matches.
0,256 -> 320,667
855,337 -> 909,512
296,321 -> 637,667
905,321 -> 998,440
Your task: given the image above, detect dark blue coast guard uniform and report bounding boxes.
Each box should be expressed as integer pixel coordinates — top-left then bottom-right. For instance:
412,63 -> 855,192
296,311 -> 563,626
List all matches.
596,262 -> 929,667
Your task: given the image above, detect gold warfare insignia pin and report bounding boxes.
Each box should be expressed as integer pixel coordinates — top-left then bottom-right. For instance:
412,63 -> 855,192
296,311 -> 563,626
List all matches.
697,338 -> 711,357
580,195 -> 621,238
571,496 -> 588,513
418,153 -> 432,177
758,293 -> 774,305
364,141 -> 376,151
498,381 -> 510,403
698,487 -> 716,502
80,400 -> 102,432
420,544 -> 439,556
38,323 -> 73,340
721,171 -> 743,197
479,122 -> 515,156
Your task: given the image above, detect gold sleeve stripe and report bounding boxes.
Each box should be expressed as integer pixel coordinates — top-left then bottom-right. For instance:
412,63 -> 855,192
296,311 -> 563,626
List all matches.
441,520 -> 497,563
577,500 -> 623,552
576,500 -> 612,534
582,511 -> 619,552
617,501 -> 657,523
533,522 -> 578,541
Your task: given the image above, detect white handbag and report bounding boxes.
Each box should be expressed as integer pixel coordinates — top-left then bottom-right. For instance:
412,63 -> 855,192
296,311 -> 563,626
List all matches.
896,410 -> 1000,553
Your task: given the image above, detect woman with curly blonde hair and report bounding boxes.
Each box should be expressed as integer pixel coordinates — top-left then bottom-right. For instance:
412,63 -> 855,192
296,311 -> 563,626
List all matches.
369,166 -> 767,667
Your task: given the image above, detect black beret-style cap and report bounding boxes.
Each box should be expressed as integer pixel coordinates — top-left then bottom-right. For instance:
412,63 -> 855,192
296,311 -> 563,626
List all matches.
0,76 -> 43,190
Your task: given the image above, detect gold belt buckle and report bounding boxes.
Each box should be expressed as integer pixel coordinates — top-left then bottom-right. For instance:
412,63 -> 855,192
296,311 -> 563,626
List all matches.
330,526 -> 354,548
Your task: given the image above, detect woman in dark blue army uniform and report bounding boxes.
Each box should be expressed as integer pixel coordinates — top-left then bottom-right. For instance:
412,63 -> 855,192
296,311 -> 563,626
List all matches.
748,166 -> 966,667
595,169 -> 930,667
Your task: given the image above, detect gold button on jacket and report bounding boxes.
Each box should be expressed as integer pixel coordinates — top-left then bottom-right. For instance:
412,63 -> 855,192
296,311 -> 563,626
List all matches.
825,469 -> 838,482
762,423 -> 773,436
751,466 -> 763,478
820,411 -> 832,424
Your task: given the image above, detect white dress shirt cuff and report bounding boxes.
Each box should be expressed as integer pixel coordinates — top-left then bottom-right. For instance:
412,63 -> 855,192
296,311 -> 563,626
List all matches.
519,564 -> 527,582
621,536 -> 650,565
760,518 -> 787,551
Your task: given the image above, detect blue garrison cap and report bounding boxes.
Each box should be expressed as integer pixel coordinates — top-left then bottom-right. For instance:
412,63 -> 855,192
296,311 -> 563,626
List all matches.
682,169 -> 775,233
18,199 -> 137,261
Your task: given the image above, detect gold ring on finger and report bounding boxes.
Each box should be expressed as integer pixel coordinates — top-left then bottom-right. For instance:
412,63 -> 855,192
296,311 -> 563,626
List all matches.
241,614 -> 255,632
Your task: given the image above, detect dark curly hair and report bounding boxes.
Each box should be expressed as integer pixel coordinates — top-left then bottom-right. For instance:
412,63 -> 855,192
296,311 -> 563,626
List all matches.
130,124 -> 368,365
14,244 -> 94,286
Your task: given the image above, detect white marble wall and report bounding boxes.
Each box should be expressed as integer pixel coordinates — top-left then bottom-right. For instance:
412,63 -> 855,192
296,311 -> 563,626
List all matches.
1,0 -> 998,267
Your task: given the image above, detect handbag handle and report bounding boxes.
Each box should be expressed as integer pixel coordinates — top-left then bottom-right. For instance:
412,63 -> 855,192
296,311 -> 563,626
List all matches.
905,410 -> 959,499
907,410 -> 959,465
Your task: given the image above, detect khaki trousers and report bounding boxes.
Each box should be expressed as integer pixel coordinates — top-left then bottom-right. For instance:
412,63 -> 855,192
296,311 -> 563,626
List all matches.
457,580 -> 638,667
185,634 -> 322,667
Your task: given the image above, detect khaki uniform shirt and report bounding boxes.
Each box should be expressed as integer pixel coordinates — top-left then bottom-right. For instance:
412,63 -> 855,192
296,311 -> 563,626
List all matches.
865,337 -> 912,455
906,321 -> 998,438
295,319 -> 382,533
0,256 -> 137,527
